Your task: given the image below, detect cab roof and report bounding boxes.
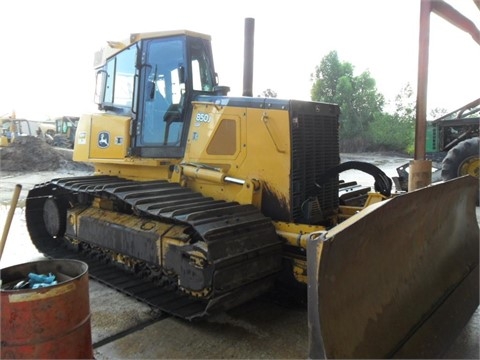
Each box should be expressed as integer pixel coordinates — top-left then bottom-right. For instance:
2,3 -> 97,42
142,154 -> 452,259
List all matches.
94,29 -> 211,68
129,30 -> 211,43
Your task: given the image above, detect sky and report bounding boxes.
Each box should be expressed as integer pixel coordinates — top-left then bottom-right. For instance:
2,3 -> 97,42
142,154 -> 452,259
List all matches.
1,0 -> 478,120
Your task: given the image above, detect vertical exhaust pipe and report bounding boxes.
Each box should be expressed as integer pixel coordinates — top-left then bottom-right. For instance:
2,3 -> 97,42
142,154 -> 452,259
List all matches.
243,18 -> 255,97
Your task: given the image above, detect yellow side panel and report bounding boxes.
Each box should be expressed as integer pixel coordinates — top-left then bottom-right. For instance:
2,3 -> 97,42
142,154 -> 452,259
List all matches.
187,103 -> 244,162
184,102 -> 291,208
74,114 -> 131,161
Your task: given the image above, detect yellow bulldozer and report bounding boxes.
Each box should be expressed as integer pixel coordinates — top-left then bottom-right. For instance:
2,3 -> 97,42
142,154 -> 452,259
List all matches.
25,14 -> 478,359
0,116 -> 36,147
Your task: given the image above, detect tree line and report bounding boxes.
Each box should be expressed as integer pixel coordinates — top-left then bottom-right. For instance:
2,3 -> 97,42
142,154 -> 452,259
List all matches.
261,50 -> 450,154
310,50 -> 422,154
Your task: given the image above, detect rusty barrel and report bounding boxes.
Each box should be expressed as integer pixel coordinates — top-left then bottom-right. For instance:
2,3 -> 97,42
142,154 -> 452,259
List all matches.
1,259 -> 93,359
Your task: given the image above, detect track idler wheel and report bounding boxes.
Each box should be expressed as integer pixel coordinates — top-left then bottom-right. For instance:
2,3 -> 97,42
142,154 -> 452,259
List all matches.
42,198 -> 67,238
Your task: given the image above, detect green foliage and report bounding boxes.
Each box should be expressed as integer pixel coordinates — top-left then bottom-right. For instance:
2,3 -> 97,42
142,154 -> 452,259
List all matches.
370,112 -> 415,154
429,107 -> 448,119
311,51 -> 384,151
393,83 -> 416,118
261,88 -> 277,98
368,83 -> 416,154
311,52 -> 415,153
311,51 -> 351,102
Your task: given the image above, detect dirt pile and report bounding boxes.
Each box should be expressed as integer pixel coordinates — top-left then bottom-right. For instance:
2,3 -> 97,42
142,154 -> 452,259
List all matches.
0,136 -> 93,172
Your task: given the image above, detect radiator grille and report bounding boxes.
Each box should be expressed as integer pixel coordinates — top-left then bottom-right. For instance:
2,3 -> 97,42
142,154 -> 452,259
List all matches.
290,101 -> 340,223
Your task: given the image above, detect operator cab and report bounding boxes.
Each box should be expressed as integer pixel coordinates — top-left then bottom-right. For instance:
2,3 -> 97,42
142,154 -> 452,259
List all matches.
93,31 -> 227,158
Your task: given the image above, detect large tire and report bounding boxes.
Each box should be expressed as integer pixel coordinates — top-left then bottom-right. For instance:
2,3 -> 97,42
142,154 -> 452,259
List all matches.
441,137 -> 480,180
442,137 -> 479,205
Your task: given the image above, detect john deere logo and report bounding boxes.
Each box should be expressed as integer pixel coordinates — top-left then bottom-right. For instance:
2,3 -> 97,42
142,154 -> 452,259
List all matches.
98,132 -> 110,148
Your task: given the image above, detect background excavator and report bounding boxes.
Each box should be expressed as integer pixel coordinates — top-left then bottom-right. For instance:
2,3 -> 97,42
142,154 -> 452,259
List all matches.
38,116 -> 80,149
24,5 -> 478,359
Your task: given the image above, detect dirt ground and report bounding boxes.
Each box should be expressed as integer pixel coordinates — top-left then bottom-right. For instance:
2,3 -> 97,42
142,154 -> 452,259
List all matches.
0,136 -> 93,172
0,136 -> 93,205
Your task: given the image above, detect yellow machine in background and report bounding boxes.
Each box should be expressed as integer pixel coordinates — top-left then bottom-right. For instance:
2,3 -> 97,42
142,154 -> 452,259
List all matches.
25,19 -> 478,358
0,116 -> 35,146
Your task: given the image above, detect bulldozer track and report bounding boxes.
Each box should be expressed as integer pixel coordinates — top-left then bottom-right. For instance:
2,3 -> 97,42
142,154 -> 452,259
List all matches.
25,176 -> 282,320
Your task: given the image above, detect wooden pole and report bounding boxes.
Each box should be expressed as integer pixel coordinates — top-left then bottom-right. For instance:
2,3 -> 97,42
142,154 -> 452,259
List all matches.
415,0 -> 431,161
0,184 -> 22,261
410,0 -> 433,190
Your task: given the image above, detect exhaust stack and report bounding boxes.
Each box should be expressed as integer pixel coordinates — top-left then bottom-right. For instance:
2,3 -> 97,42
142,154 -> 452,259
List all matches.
243,18 -> 255,97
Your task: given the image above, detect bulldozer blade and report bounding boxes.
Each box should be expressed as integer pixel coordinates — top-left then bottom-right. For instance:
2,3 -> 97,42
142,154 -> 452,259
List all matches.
307,175 -> 479,359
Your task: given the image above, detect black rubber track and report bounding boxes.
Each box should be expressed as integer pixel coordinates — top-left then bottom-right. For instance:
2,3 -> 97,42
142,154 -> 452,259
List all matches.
25,175 -> 282,320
